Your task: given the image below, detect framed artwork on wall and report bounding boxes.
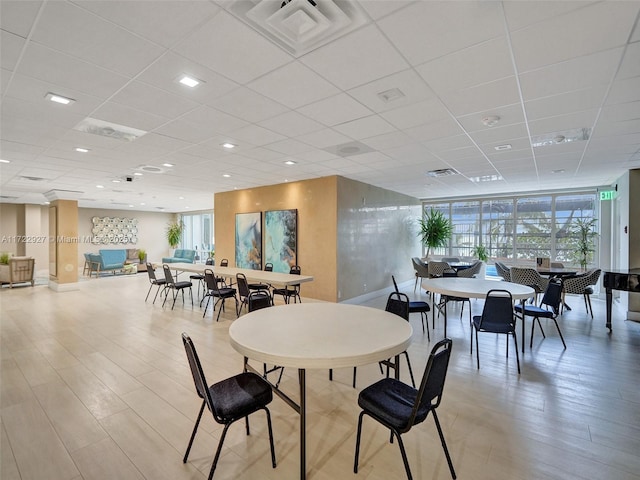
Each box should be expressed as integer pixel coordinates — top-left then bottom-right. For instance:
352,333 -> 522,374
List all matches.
235,212 -> 262,269
265,209 -> 297,273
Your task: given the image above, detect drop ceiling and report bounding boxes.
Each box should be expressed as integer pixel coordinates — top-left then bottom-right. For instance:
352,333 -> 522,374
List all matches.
1,0 -> 639,212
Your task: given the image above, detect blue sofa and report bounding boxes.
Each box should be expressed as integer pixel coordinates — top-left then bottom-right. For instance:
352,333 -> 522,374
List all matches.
162,249 -> 196,264
88,249 -> 127,275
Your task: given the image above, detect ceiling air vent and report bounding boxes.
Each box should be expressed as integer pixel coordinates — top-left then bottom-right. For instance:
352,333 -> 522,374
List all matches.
73,118 -> 147,142
426,168 -> 458,178
532,128 -> 591,148
227,0 -> 369,57
323,140 -> 374,157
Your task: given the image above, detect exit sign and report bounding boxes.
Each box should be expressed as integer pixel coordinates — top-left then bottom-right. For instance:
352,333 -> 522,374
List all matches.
600,190 -> 616,201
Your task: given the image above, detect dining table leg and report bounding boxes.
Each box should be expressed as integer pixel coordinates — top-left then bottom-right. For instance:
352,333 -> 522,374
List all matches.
299,368 -> 306,480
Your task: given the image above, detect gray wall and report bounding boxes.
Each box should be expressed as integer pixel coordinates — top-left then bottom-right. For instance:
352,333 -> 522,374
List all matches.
336,176 -> 422,301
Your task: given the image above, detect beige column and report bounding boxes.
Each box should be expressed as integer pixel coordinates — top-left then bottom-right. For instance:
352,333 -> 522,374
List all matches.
49,199 -> 79,291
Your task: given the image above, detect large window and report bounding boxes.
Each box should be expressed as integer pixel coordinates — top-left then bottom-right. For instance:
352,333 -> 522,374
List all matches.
423,192 -> 597,267
181,212 -> 214,261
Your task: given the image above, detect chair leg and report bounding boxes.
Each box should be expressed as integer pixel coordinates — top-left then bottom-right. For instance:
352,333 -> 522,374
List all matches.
352,366 -> 357,389
184,400 -> 206,463
394,429 -> 413,480
264,408 -> 277,468
432,410 -> 457,479
585,293 -> 594,318
403,351 -> 416,388
208,423 -> 231,480
552,318 -> 567,349
354,411 -> 366,473
145,284 -> 153,302
512,332 -> 521,374
475,329 -> 480,369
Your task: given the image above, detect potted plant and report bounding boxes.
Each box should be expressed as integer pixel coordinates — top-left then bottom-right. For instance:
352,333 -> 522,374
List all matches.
0,253 -> 10,284
137,249 -> 147,264
418,208 -> 453,259
471,244 -> 489,262
0,252 -> 10,265
166,220 -> 184,250
573,217 -> 597,270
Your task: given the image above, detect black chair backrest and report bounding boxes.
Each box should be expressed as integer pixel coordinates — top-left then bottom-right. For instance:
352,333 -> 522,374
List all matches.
413,338 -> 452,418
162,264 -> 175,286
392,275 -> 400,293
479,289 -> 514,327
248,291 -> 272,312
541,279 -> 563,314
236,273 -> 250,297
385,291 -> 410,321
204,268 -> 220,292
264,263 -> 273,272
290,265 -> 301,275
147,263 -> 158,281
205,257 -> 214,265
220,259 -> 229,267
181,333 -> 218,420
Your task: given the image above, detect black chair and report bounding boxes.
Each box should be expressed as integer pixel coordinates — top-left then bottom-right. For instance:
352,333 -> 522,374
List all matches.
236,272 -> 251,316
220,258 -> 229,267
471,289 -> 520,374
145,263 -> 167,304
162,264 -> 193,310
381,292 -> 416,388
437,269 -> 472,326
202,268 -> 238,321
248,262 -> 273,294
514,278 -> 567,350
354,338 -> 456,480
392,275 -> 430,340
181,333 -> 276,480
411,257 -> 430,292
272,265 -> 301,304
246,291 -> 285,386
190,258 -> 213,299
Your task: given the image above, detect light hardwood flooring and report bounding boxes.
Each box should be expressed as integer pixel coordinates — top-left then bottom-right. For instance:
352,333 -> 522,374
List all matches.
1,273 -> 640,480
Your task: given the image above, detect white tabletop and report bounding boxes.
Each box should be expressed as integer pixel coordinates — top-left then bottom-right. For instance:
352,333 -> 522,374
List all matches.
229,303 -> 413,370
422,277 -> 535,300
156,262 -> 314,287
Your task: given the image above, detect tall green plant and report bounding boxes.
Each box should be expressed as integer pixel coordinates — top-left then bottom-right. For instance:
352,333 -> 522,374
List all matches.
166,220 -> 184,249
418,208 -> 453,259
573,217 -> 597,269
472,244 -> 489,262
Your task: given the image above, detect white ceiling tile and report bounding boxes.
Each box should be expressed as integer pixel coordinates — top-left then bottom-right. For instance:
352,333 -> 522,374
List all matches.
300,25 -> 408,90
503,1 -> 597,31
525,86 -> 608,121
360,131 -> 414,150
358,1 -> 412,20
424,134 -> 475,153
91,101 -> 169,132
32,1 -> 165,77
347,69 -> 435,113
298,93 -> 372,127
404,117 -> 466,144
109,80 -> 200,119
417,36 -> 514,95
17,43 -> 128,99
0,0 -> 43,37
264,139 -> 313,156
77,0 -> 220,48
528,109 -> 599,135
208,87 -> 289,123
153,119 -> 218,144
179,106 -> 250,134
174,11 -> 292,84
470,124 -> 529,146
457,103 -> 526,133
440,77 -> 521,117
240,147 -> 284,162
227,124 -> 286,146
258,111 -> 324,137
378,1 -> 504,65
519,48 -> 623,101
617,42 -> 640,80
1,30 -> 25,71
296,128 -> 352,149
606,76 -> 640,106
510,2 -> 639,71
248,61 -> 340,109
380,98 -> 451,130
333,115 -> 396,140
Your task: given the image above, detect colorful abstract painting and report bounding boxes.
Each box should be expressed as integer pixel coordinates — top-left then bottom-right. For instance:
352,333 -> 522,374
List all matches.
235,212 -> 262,269
265,209 -> 297,273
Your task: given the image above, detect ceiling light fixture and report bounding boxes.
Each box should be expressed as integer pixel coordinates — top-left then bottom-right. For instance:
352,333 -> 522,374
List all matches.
46,92 -> 75,105
75,147 -> 90,153
284,160 -> 297,165
223,174 -> 231,178
0,159 -> 10,164
426,168 -> 458,177
178,75 -> 201,88
96,185 -> 104,188
222,142 -> 236,149
482,115 -> 500,127
179,196 -> 185,200
470,174 -> 503,183
133,172 -> 143,176
112,179 -> 121,183
162,163 -> 174,167
494,144 -> 512,151
552,169 -> 565,174
532,128 -> 591,148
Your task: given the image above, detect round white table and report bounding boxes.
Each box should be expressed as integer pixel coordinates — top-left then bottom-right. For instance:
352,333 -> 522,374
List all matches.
229,302 -> 413,480
422,277 -> 535,342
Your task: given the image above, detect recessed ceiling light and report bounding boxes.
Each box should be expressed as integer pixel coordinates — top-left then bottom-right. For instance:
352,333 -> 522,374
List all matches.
222,142 -> 236,149
552,169 -> 565,174
426,168 -> 458,177
494,144 -> 512,151
96,185 -> 104,188
470,174 -> 503,183
128,204 -> 134,208
44,201 -> 50,205
179,196 -> 185,200
0,159 -> 10,164
133,172 -> 143,176
75,147 -> 90,153
532,128 -> 591,148
223,174 -> 231,178
284,160 -> 297,165
140,202 -> 146,205
178,75 -> 201,88
184,206 -> 190,209
162,163 -> 174,167
45,92 -> 75,105
112,179 -> 121,183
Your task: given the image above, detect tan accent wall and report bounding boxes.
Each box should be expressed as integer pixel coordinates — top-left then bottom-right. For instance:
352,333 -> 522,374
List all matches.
629,169 -> 640,313
215,176 -> 338,302
215,175 -> 421,302
50,200 -> 78,284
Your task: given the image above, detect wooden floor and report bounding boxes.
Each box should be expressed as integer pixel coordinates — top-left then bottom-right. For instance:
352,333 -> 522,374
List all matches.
1,273 -> 640,480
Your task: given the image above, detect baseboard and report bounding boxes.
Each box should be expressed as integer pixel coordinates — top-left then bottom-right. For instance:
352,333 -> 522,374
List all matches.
48,281 -> 80,292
